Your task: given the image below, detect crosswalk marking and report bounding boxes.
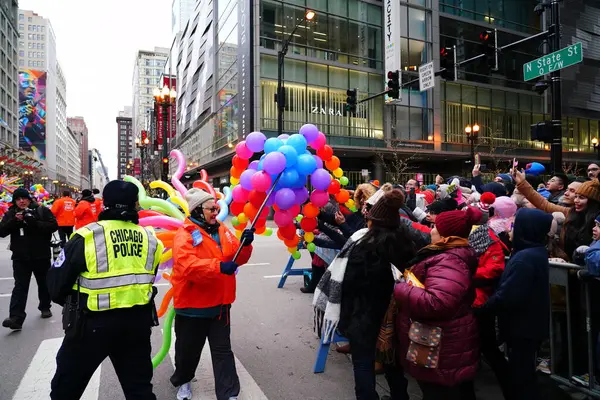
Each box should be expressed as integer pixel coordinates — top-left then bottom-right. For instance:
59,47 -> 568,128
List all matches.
165,329 -> 268,399
12,337 -> 101,400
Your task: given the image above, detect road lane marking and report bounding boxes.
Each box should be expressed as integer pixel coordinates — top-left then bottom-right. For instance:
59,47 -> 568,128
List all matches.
245,263 -> 270,267
165,328 -> 268,399
263,275 -> 282,279
12,337 -> 101,399
0,277 -> 13,280
0,293 -> 11,297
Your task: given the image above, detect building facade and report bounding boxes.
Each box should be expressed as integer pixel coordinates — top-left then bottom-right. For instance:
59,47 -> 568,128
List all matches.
65,126 -> 81,189
67,116 -> 89,188
116,106 -> 133,179
1,0 -> 18,148
174,0 -> 600,188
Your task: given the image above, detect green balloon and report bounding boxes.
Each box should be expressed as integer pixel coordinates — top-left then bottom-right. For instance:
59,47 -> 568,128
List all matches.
264,227 -> 273,236
340,176 -> 349,186
231,216 -> 240,226
296,215 -> 303,222
307,242 -> 316,252
152,307 -> 175,368
292,251 -> 301,260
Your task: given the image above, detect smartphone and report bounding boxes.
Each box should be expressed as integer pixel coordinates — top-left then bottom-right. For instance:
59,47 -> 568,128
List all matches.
474,153 -> 480,166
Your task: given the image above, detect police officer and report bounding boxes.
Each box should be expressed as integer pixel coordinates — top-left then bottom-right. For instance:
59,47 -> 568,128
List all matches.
47,180 -> 164,399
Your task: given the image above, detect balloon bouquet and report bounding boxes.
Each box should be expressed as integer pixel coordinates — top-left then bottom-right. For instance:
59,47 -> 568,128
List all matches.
0,174 -> 22,217
30,184 -> 53,206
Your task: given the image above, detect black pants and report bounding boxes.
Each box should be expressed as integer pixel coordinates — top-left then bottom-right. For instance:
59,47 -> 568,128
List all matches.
476,312 -> 510,399
51,308 -> 155,400
418,380 -> 476,400
349,338 -> 409,400
170,313 -> 240,400
58,226 -> 74,247
9,259 -> 51,324
506,339 -> 540,400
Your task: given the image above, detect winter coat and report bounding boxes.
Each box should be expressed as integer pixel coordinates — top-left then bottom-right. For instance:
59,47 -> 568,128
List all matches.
483,208 -> 552,341
547,189 -> 565,205
74,197 -> 98,229
394,245 -> 479,386
51,196 -> 76,226
585,240 -> 600,276
516,180 -> 570,216
468,225 -> 508,308
0,203 -> 58,260
171,218 -> 252,311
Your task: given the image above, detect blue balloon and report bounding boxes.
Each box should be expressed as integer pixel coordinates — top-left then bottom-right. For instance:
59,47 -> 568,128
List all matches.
292,174 -> 308,189
296,153 -> 317,176
278,145 -> 298,168
264,137 -> 283,154
280,168 -> 300,188
286,134 -> 308,154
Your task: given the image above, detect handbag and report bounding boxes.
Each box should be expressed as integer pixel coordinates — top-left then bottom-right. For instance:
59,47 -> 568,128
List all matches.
406,321 -> 442,368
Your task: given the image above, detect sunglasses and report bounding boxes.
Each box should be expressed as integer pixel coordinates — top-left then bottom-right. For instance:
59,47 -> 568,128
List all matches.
202,206 -> 220,213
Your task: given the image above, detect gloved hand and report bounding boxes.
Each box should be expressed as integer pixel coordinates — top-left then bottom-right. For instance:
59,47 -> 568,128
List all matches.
23,209 -> 36,224
572,245 -> 590,266
240,228 -> 255,247
220,261 -> 239,275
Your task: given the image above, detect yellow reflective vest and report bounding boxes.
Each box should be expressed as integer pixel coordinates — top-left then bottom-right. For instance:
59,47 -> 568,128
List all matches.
72,220 -> 164,311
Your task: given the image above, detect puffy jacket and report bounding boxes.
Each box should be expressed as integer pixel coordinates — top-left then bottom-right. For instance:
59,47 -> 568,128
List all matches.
74,198 -> 98,229
171,219 -> 252,310
394,246 -> 479,387
0,203 -> 58,260
51,196 -> 76,226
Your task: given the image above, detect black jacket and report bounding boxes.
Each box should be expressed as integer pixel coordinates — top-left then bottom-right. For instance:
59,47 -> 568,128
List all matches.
47,233 -> 87,306
0,203 -> 58,260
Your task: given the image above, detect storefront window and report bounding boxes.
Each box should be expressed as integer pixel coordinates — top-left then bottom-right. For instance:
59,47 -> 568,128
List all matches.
307,0 -> 326,11
328,0 -> 347,17
308,63 -> 328,86
408,8 -> 427,41
284,58 -> 306,83
328,66 -> 348,89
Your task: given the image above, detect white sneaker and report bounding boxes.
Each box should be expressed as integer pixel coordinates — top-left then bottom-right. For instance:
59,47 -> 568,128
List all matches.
177,383 -> 192,400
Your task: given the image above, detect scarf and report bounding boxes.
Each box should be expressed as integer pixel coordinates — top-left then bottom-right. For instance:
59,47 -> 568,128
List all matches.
312,228 -> 368,343
489,217 -> 511,236
468,224 -> 494,256
190,212 -> 220,234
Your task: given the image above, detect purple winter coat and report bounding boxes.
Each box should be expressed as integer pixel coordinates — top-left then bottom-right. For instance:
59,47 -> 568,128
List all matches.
394,246 -> 479,387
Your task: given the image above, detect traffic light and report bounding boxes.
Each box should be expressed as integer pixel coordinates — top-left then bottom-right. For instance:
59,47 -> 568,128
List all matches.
386,70 -> 400,99
479,30 -> 497,70
531,121 -> 553,143
345,88 -> 358,114
440,47 -> 456,81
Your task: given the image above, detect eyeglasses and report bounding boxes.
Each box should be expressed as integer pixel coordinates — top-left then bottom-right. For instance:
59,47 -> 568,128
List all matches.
202,206 -> 220,213
588,168 -> 599,172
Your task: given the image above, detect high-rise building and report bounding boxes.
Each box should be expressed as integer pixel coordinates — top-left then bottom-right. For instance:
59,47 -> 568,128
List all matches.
67,116 -> 89,188
1,0 -> 19,148
132,47 -> 168,147
116,106 -> 133,179
65,126 -> 81,190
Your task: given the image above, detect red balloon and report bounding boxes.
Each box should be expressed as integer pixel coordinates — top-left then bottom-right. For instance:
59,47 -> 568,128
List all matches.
244,203 -> 258,220
249,190 -> 267,209
317,145 -> 334,161
259,207 -> 270,219
284,235 -> 300,248
303,203 -> 320,218
335,189 -> 350,204
255,225 -> 266,234
254,217 -> 267,228
139,210 -> 163,218
279,224 -> 297,240
300,217 -> 318,232
327,180 -> 341,195
235,221 -> 248,230
232,155 -> 249,171
230,202 -> 245,216
289,204 -> 301,218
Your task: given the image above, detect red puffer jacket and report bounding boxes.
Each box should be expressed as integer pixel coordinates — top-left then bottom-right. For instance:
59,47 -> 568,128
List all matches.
469,227 -> 508,308
394,245 -> 479,387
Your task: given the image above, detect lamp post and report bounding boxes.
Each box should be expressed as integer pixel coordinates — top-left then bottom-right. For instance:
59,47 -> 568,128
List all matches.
276,9 -> 315,136
135,135 -> 151,184
593,137 -> 599,160
153,85 -> 176,182
465,123 -> 480,162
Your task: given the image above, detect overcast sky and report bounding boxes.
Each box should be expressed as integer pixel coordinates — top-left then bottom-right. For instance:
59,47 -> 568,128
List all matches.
19,0 -> 172,180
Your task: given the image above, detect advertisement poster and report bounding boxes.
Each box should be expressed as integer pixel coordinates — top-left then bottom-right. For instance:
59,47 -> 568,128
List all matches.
18,70 -> 46,160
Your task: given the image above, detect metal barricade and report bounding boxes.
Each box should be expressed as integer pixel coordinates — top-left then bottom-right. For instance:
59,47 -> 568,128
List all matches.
547,260 -> 600,398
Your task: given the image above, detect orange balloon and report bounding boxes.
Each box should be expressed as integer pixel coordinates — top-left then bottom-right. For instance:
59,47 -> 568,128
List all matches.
235,221 -> 247,230
325,156 -> 340,171
303,202 -> 319,218
255,225 -> 266,234
157,288 -> 173,318
156,231 -> 176,242
284,235 -> 300,248
243,203 -> 258,220
230,166 -> 242,179
336,189 -> 350,203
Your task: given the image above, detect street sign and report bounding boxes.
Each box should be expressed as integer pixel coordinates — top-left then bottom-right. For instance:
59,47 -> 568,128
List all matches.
523,42 -> 583,81
419,61 -> 435,91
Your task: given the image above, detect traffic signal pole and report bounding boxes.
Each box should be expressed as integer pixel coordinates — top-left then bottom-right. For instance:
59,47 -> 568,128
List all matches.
549,0 -> 563,173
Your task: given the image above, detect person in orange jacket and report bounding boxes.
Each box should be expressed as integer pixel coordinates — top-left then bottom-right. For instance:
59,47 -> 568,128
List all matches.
92,188 -> 104,214
170,188 -> 254,400
51,190 -> 76,247
74,189 -> 98,229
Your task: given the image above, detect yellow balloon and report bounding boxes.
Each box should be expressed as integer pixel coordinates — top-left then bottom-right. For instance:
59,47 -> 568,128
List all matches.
150,180 -> 176,198
160,249 -> 172,264
235,230 -> 242,239
333,168 -> 344,178
238,213 -> 248,224
288,246 -> 297,254
170,195 -> 190,216
304,231 -> 315,242
230,176 -> 240,185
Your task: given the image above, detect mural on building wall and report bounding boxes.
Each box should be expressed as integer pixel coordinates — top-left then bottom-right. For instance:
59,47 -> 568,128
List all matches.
18,70 -> 47,160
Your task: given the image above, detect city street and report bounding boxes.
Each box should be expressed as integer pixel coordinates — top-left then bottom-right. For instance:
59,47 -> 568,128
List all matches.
0,232 -> 523,400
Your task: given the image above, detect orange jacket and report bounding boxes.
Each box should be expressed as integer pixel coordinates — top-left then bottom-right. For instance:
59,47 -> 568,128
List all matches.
74,200 -> 98,229
51,197 -> 76,226
171,219 -> 252,310
94,197 -> 104,214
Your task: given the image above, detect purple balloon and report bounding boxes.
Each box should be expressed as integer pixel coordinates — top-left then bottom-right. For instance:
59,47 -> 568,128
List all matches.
248,160 -> 260,170
246,131 -> 267,153
293,187 -> 309,204
311,168 -> 332,191
263,152 -> 286,175
240,169 -> 256,191
275,188 -> 296,210
300,124 -> 320,144
265,194 -> 276,207
313,155 -> 323,169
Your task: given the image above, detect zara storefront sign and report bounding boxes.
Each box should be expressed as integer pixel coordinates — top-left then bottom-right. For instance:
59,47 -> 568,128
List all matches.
310,106 -> 343,117
384,0 -> 401,100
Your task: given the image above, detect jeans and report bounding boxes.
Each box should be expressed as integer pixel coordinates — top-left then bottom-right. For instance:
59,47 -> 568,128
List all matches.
418,380 -> 476,400
9,259 -> 51,323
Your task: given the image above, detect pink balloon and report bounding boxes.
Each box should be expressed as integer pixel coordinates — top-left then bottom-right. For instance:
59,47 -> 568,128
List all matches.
139,216 -> 184,230
309,132 -> 326,150
274,209 -> 293,226
251,171 -> 272,192
170,149 -> 188,197
310,190 -> 329,207
232,185 -> 250,203
236,141 -> 254,160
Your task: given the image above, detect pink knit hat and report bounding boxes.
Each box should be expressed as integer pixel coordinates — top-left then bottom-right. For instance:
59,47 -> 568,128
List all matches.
491,196 -> 517,219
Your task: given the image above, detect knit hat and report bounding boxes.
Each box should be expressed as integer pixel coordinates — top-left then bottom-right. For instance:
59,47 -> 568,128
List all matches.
12,188 -> 31,201
575,179 -> 600,203
423,189 -> 435,206
185,188 -> 215,212
481,182 -> 507,198
366,183 -> 393,207
435,207 -> 482,238
103,181 -> 139,209
470,192 -> 496,224
81,189 -> 93,198
367,189 -> 404,228
496,173 -> 513,183
491,196 -> 517,219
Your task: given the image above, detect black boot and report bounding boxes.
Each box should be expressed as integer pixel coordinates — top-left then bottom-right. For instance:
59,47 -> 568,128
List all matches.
2,317 -> 22,330
300,265 -> 324,293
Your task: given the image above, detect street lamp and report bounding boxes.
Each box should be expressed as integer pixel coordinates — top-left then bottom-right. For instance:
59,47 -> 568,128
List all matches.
593,137 -> 599,160
276,9 -> 316,135
154,84 -> 176,182
465,123 -> 480,162
135,134 -> 151,184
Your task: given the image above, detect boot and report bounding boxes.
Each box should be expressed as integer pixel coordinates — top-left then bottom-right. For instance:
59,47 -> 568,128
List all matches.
336,343 -> 351,354
2,317 -> 22,331
300,265 -> 324,293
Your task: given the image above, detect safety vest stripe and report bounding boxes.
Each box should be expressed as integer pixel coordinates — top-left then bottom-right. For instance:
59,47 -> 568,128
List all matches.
79,273 -> 155,290
144,228 -> 158,271
88,223 -> 109,273
98,293 -> 110,310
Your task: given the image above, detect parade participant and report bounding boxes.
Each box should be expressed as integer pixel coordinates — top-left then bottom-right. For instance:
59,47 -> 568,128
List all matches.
74,189 -> 98,229
0,187 -> 58,330
51,190 -> 76,247
46,180 -> 163,399
92,188 -> 104,213
170,188 -> 254,400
